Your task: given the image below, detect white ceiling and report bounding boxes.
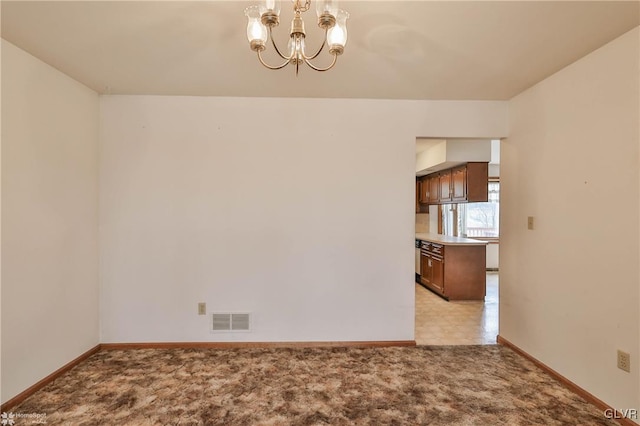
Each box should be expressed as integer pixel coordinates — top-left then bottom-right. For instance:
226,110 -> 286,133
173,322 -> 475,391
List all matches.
2,1 -> 638,100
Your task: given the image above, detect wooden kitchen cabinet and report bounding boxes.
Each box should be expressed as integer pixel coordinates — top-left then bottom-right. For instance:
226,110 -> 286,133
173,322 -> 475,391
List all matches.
418,178 -> 428,204
420,252 -> 431,284
418,238 -> 486,300
421,242 -> 445,293
451,166 -> 467,201
430,256 -> 444,293
416,178 -> 429,213
439,171 -> 452,203
428,175 -> 440,203
464,162 -> 489,203
416,162 -> 488,206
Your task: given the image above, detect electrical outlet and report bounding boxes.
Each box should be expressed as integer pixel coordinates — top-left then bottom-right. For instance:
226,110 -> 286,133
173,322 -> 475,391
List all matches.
198,302 -> 206,316
617,350 -> 630,372
527,216 -> 534,230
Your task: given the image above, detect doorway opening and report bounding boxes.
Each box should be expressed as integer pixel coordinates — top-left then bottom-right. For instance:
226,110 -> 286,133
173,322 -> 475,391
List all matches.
414,139 -> 500,345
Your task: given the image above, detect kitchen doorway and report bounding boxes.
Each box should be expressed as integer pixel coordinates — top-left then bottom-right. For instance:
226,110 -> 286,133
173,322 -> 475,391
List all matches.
414,139 -> 500,345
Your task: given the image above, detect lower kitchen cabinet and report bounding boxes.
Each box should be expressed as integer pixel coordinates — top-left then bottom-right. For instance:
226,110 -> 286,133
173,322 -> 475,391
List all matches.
420,249 -> 432,285
419,240 -> 486,300
430,256 -> 444,293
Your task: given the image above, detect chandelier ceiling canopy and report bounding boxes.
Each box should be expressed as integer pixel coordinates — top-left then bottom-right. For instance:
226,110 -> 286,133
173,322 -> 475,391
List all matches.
244,0 -> 349,75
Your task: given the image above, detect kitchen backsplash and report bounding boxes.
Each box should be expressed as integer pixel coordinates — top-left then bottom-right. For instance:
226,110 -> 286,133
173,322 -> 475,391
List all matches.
415,213 -> 430,233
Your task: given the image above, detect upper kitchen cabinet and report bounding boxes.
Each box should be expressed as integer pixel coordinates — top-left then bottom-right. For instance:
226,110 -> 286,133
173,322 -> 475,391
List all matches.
462,162 -> 489,203
417,162 -> 488,206
418,178 -> 427,204
428,175 -> 440,203
416,179 -> 428,213
439,170 -> 452,203
451,166 -> 467,201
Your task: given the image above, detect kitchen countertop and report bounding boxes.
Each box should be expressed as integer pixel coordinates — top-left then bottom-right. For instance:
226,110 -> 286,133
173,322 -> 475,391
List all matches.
415,233 -> 488,246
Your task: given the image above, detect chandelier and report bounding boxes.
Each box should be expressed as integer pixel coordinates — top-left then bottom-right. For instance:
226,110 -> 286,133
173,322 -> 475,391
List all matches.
244,0 -> 349,75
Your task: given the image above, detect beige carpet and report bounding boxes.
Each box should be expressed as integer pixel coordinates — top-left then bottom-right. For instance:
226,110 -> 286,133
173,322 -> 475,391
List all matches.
12,345 -> 616,425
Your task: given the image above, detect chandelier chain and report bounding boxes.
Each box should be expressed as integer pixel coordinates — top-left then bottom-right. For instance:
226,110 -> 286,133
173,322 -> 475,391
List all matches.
293,0 -> 312,13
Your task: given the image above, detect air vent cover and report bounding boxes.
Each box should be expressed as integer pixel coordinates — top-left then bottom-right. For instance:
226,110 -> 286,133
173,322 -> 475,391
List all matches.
231,313 -> 250,331
211,313 -> 250,332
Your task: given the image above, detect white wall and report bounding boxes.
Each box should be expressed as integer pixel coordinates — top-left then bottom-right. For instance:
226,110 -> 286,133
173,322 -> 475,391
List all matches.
501,27 -> 639,414
486,243 -> 499,270
429,204 -> 439,232
99,96 -> 507,343
446,139 -> 492,163
1,41 -> 100,403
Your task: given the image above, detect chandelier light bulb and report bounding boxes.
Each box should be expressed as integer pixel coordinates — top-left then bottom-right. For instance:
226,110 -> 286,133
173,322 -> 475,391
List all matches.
288,36 -> 294,54
327,9 -> 348,53
315,0 -> 338,18
245,6 -> 267,50
291,35 -> 306,63
260,0 -> 281,16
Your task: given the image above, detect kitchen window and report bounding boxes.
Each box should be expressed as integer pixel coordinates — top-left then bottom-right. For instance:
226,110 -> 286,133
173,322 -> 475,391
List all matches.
441,180 -> 500,240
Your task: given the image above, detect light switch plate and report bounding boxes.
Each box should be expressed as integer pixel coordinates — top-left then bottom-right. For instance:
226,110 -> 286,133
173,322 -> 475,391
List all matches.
527,216 -> 534,230
618,350 -> 631,372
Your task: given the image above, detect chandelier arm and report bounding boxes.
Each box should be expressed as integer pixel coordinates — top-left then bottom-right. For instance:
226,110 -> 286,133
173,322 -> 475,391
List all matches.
302,30 -> 328,60
303,52 -> 338,72
257,50 -> 291,70
269,27 -> 290,60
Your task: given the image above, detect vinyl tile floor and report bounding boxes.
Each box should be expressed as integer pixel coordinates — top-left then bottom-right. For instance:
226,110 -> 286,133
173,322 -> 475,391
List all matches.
415,272 -> 499,345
